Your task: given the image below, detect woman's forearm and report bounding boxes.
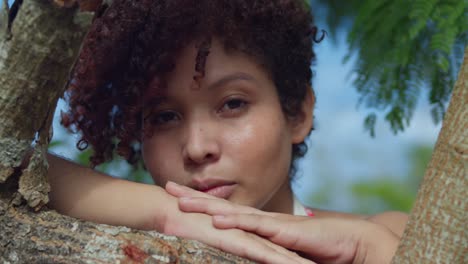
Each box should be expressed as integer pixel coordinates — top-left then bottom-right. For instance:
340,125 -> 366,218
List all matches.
47,153 -> 171,231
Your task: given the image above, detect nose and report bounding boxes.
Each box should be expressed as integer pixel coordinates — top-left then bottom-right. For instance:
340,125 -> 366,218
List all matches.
182,122 -> 220,166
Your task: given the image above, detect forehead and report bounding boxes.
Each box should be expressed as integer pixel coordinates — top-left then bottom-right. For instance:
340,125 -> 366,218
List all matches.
160,39 -> 273,93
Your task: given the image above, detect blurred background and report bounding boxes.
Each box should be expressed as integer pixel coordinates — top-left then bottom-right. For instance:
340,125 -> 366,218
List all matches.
48,0 -> 467,215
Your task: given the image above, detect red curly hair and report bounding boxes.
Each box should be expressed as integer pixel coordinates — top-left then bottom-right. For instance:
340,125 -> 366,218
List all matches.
62,0 -> 321,175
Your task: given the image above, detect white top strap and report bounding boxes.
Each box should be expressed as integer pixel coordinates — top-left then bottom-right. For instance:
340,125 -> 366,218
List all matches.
293,196 -> 308,216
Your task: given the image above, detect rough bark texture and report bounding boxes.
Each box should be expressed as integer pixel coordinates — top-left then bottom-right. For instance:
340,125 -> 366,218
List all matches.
0,198 -> 254,263
0,1 -> 254,263
0,0 -> 91,209
391,48 -> 468,263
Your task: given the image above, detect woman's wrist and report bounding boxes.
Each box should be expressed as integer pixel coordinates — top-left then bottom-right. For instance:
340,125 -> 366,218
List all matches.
358,222 -> 400,264
143,186 -> 178,232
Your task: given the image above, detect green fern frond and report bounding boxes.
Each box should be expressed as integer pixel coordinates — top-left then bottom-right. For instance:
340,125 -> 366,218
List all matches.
409,0 -> 438,39
313,0 -> 466,135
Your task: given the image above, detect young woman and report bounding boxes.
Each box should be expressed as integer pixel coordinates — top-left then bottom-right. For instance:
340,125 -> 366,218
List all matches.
49,0 -> 407,263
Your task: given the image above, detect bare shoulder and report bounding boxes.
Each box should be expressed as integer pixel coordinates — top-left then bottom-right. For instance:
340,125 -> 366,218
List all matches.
311,208 -> 409,237
366,211 -> 409,237
311,208 -> 363,219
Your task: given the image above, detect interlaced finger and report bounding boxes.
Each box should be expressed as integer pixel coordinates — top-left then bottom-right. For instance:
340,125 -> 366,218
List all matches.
178,196 -> 263,216
211,228 -> 315,264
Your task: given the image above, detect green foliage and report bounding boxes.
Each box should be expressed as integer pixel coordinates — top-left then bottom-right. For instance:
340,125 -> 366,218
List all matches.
305,144 -> 433,213
351,179 -> 415,212
350,144 -> 433,214
47,140 -> 65,150
306,179 -> 335,206
313,0 -> 467,135
364,113 -> 377,137
312,0 -> 361,41
126,161 -> 153,184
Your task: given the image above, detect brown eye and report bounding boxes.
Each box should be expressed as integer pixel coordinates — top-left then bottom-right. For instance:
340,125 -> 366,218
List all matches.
221,98 -> 247,111
146,110 -> 180,126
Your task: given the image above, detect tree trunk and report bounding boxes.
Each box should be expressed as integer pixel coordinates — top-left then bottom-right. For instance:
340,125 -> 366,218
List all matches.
0,0 -> 88,209
391,48 -> 468,263
0,1 -> 253,263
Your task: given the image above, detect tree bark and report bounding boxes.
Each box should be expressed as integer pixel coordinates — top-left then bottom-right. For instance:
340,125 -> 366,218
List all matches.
0,0 -> 90,209
0,1 -> 253,263
391,48 -> 468,263
0,198 -> 253,263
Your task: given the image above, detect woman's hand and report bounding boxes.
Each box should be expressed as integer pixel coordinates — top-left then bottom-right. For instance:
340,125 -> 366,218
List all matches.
157,193 -> 313,264
210,213 -> 399,264
166,182 -> 400,264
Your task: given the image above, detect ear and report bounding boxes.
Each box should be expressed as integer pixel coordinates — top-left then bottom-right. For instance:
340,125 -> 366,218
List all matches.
290,87 -> 315,144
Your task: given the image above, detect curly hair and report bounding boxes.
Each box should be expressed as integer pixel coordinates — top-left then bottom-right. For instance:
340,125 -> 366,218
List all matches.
62,0 -> 320,176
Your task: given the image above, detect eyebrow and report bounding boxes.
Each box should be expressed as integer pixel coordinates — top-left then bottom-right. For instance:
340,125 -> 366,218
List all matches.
144,72 -> 257,106
206,72 -> 257,90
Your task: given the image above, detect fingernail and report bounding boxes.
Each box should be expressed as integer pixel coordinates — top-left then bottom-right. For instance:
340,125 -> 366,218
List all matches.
213,215 -> 226,221
180,197 -> 192,202
167,181 -> 180,188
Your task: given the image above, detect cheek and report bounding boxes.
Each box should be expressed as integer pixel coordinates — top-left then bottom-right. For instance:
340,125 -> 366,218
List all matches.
141,137 -> 181,186
223,113 -> 292,208
225,113 -> 292,175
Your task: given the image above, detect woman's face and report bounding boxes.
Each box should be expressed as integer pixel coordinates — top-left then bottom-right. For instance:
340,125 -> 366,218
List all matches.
142,39 -> 311,213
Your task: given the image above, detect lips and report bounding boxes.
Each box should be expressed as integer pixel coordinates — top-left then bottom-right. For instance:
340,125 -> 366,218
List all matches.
202,184 -> 237,199
190,179 -> 237,199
